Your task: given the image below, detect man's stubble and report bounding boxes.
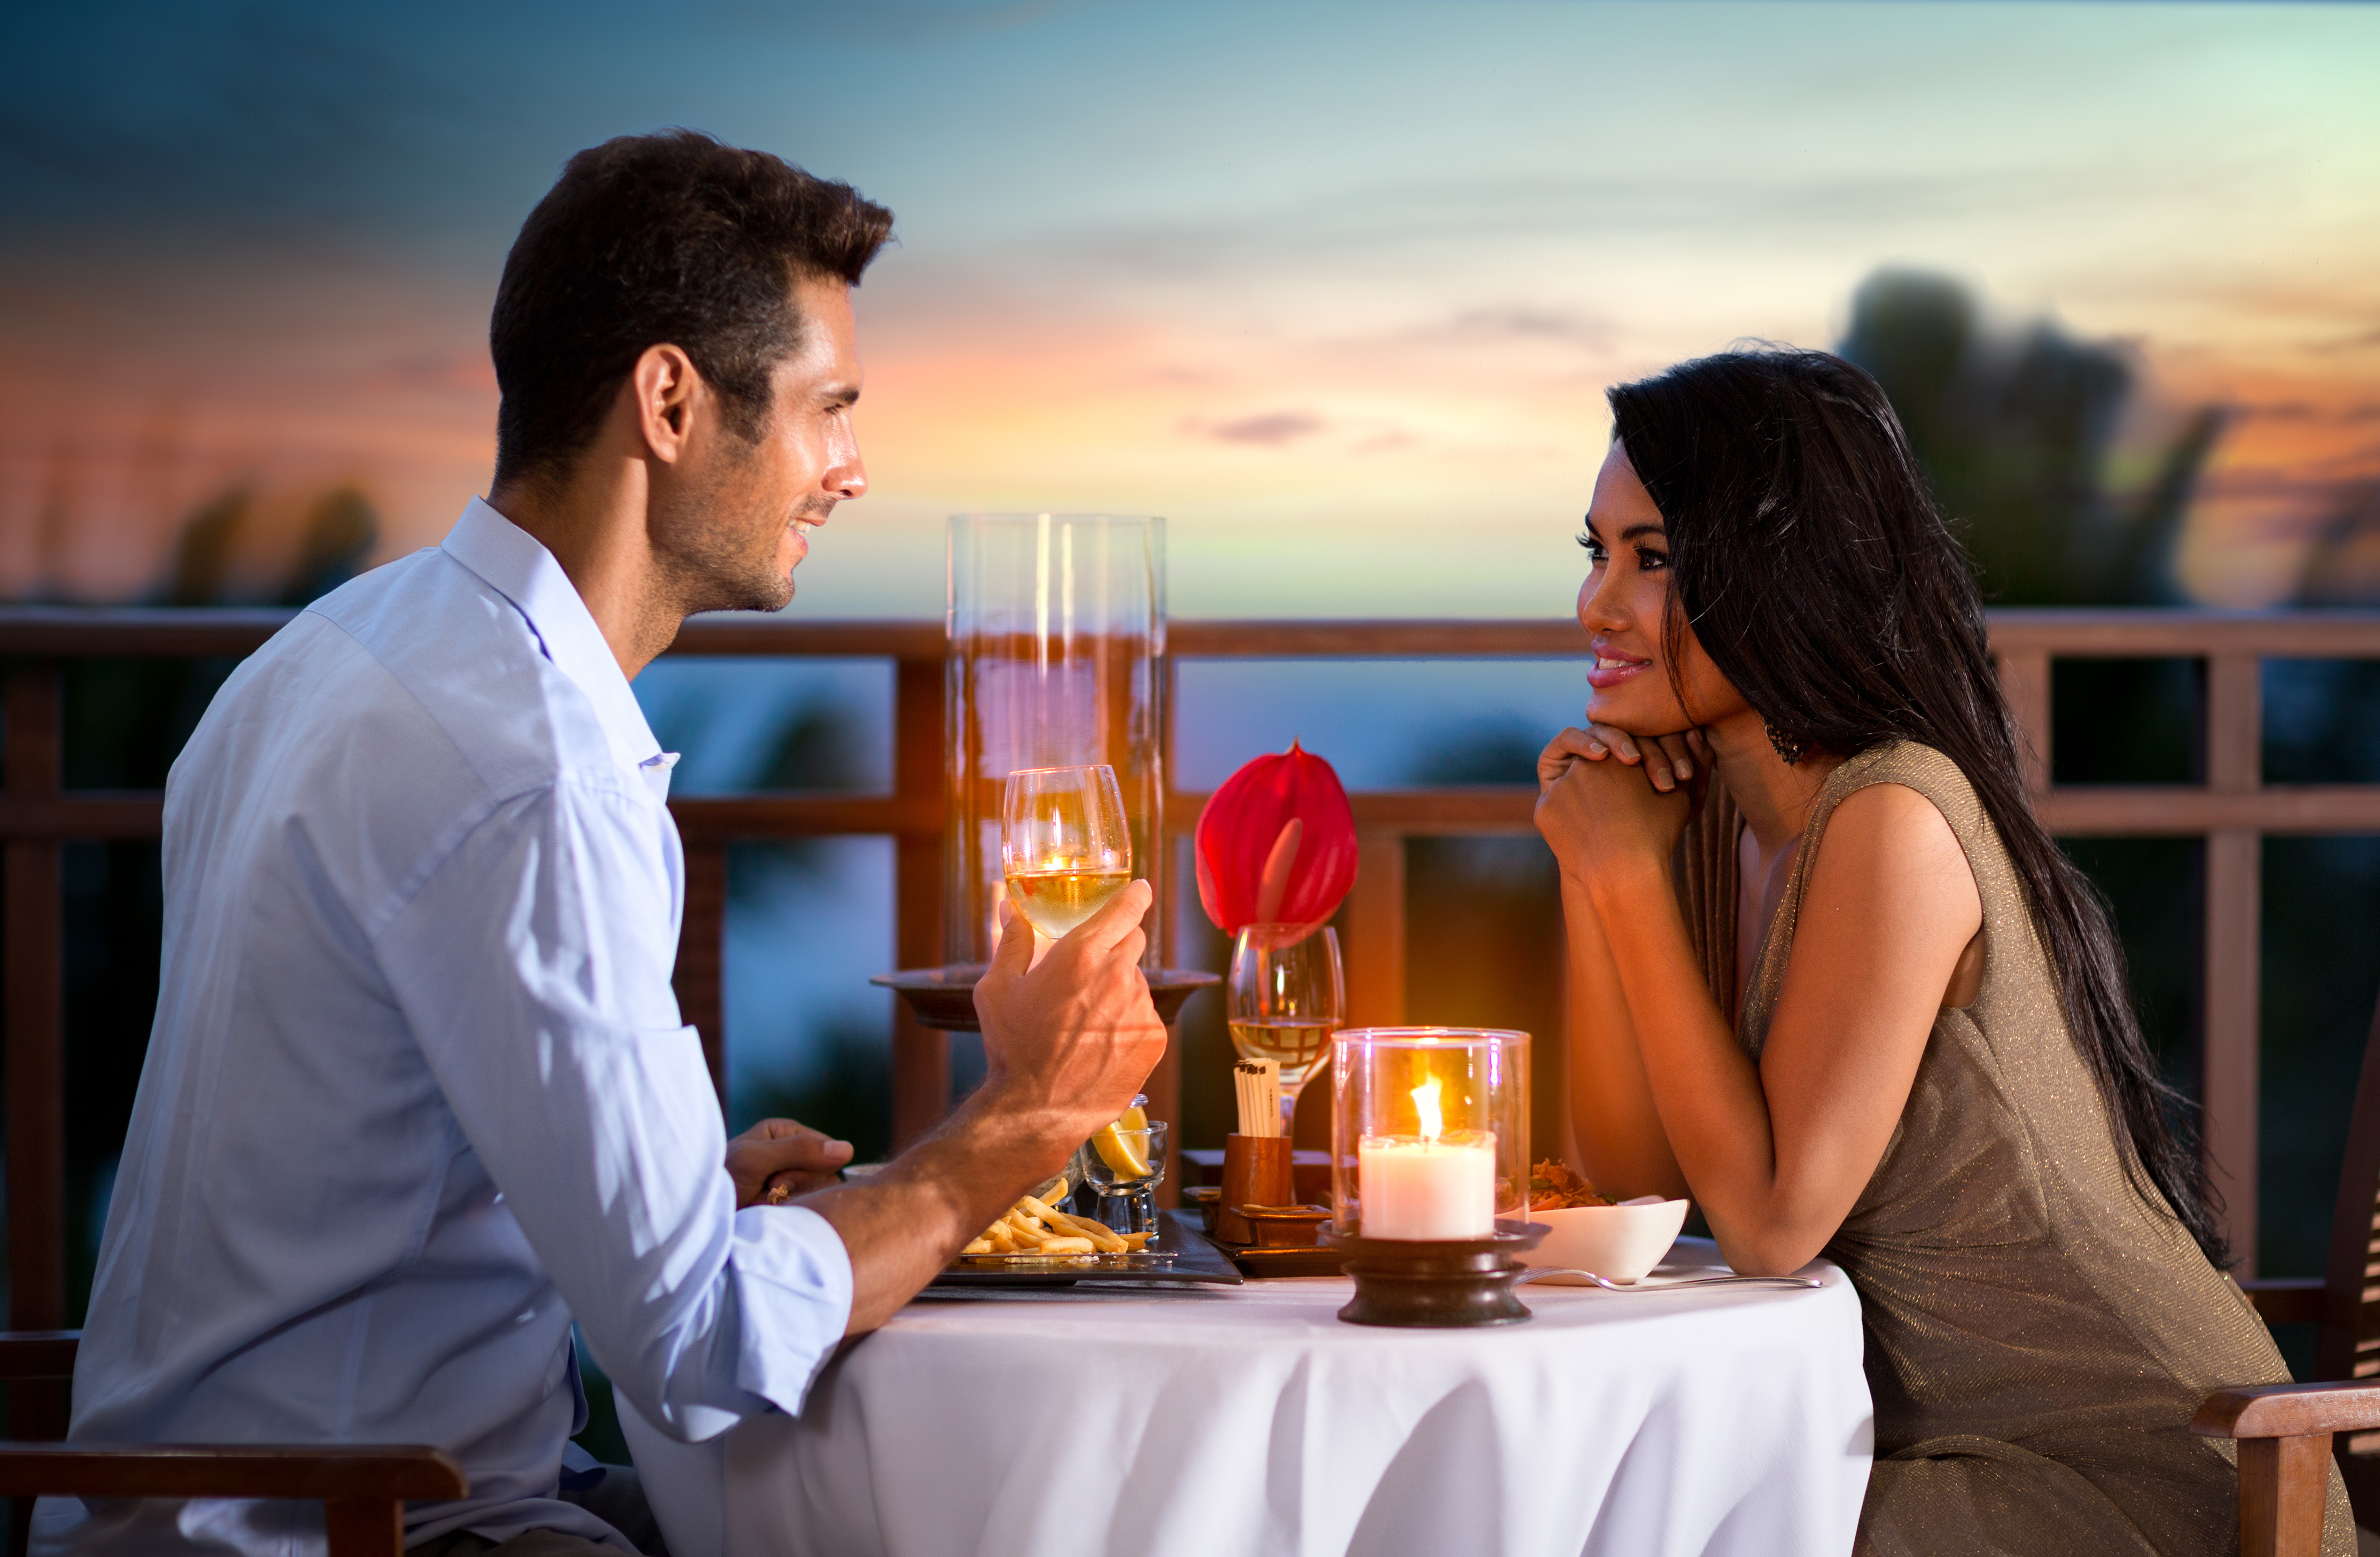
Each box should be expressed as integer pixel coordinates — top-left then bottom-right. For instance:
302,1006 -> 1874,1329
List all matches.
652,436 -> 832,620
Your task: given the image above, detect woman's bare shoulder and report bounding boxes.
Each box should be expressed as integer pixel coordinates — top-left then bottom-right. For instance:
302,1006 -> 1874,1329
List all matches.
1806,781 -> 1980,917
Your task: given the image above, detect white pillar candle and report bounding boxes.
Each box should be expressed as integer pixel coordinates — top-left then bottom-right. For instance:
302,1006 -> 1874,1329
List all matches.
1357,1134 -> 1496,1239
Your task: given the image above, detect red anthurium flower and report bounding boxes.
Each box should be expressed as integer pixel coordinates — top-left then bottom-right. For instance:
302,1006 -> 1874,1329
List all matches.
1195,741 -> 1358,934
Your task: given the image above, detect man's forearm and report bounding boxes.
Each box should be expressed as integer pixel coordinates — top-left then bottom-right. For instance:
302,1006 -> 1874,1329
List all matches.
799,1094 -> 1068,1335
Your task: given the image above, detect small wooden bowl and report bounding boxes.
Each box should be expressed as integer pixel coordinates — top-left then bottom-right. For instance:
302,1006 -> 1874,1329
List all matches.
1237,1204 -> 1331,1249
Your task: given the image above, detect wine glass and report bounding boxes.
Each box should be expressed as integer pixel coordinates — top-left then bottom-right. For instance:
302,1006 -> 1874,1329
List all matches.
1227,924 -> 1345,1138
1001,765 -> 1133,939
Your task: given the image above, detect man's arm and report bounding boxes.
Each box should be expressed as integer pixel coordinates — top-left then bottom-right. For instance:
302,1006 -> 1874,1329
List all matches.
380,778 -> 1167,1433
795,881 -> 1167,1334
379,780 -> 851,1442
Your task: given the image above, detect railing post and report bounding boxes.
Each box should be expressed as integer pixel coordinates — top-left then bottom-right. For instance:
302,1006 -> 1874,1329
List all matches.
891,654 -> 947,1151
671,843 -> 729,1103
1345,833 -> 1407,1027
2203,652 -> 2262,1274
1995,648 -> 2052,796
5,661 -> 69,1439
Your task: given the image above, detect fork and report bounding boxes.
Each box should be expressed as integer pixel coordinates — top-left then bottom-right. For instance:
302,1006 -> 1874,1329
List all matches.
1514,1267 -> 1824,1292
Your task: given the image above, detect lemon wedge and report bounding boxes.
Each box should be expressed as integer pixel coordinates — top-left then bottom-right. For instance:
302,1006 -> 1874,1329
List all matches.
1092,1103 -> 1152,1179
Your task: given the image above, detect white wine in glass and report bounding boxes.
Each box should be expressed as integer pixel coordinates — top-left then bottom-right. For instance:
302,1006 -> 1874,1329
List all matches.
1225,1020 -> 1334,1092
1227,923 -> 1344,1136
1001,764 -> 1134,939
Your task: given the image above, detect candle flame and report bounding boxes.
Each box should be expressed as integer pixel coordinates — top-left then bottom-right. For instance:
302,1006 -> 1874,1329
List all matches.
1412,1076 -> 1443,1143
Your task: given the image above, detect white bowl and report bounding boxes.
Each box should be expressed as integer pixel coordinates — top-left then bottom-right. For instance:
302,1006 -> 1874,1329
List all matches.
1519,1199 -> 1691,1285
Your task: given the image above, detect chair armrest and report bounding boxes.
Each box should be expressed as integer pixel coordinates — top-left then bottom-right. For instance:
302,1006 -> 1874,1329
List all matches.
2194,1380 -> 2380,1440
0,1443 -> 466,1501
0,1332 -> 80,1381
2241,1278 -> 2327,1328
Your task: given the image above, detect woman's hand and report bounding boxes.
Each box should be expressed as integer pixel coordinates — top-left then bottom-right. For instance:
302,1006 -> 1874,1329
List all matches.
1537,724 -> 1707,796
1535,724 -> 1704,891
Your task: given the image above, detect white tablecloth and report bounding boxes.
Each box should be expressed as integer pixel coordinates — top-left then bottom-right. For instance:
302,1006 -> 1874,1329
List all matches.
623,1238 -> 1872,1557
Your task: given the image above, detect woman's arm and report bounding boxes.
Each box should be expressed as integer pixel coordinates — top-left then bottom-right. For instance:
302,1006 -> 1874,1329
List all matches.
1559,868 -> 1690,1200
1539,726 -> 1692,1200
1538,756 -> 1978,1274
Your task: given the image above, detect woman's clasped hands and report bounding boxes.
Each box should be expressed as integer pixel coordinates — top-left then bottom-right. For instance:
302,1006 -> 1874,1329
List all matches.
1534,720 -> 1713,888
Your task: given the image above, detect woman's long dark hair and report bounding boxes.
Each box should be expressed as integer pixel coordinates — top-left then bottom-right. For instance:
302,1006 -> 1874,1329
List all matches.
1608,347 -> 2226,1268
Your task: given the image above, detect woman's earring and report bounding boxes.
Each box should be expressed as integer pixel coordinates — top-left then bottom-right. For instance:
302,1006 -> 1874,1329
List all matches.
1764,722 -> 1805,766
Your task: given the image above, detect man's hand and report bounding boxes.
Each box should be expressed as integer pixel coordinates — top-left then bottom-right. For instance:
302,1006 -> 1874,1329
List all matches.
727,1118 -> 853,1209
971,880 -> 1169,1176
797,879 -> 1168,1337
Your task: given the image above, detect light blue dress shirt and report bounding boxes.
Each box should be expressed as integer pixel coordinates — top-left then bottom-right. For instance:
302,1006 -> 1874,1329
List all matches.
39,500 -> 853,1555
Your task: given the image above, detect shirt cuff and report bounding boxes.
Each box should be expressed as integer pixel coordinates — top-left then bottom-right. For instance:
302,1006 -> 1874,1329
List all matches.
727,1203 -> 855,1419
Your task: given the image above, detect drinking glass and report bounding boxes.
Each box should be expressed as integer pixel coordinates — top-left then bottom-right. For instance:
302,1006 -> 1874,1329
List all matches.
1001,764 -> 1133,939
1227,924 -> 1345,1137
1077,1120 -> 1168,1244
947,514 -> 1164,969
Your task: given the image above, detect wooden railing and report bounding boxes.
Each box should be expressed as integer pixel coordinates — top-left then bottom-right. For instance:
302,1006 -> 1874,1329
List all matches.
3,606 -> 2376,1353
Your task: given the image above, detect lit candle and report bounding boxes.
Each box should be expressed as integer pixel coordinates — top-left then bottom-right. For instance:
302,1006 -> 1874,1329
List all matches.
1357,1077 -> 1496,1239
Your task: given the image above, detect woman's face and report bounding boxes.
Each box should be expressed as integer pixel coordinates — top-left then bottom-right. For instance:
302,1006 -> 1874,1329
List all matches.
1577,443 -> 1747,737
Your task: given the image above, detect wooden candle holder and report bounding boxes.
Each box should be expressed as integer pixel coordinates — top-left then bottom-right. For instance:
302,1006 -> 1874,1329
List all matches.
1324,1223 -> 1550,1328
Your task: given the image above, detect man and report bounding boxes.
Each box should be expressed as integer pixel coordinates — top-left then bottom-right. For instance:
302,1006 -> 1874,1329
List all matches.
42,131 -> 1168,1555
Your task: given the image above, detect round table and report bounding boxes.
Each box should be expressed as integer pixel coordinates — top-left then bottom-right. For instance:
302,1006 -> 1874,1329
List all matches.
623,1239 -> 1873,1557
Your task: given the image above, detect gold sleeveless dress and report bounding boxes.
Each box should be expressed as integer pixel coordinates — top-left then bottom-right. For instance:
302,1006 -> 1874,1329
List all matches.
1715,740 -> 2353,1555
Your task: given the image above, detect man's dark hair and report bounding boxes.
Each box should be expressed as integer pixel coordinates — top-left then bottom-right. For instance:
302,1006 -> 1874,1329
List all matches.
489,129 -> 894,491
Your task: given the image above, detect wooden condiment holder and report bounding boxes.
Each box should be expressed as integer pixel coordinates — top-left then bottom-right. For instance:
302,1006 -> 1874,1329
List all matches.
1217,1134 -> 1293,1244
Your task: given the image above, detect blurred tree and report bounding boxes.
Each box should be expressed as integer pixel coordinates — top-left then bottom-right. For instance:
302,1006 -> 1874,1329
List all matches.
162,482 -> 381,609
278,486 -> 379,606
1839,268 -> 2222,608
165,489 -> 249,607
2294,481 -> 2380,607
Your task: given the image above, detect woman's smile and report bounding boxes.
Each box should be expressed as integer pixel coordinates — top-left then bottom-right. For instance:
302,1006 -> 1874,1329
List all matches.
1587,640 -> 1654,690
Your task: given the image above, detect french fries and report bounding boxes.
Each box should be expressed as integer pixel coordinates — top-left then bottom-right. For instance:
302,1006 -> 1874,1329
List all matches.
958,1189 -> 1153,1261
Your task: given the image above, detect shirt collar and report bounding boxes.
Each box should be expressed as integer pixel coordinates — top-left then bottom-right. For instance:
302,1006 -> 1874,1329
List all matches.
440,498 -> 679,798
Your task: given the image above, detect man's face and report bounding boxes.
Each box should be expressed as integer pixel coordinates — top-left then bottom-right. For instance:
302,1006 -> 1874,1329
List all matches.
655,273 -> 866,614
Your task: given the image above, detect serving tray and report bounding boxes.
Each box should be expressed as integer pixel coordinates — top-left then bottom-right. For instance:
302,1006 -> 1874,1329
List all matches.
873,965 -> 1219,1032
925,1212 -> 1243,1289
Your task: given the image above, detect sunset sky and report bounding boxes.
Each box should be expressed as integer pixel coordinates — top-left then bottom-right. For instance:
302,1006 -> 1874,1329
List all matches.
3,0 -> 2377,614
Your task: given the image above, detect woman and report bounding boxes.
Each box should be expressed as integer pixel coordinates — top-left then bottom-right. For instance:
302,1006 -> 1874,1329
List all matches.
1533,348 -> 2349,1555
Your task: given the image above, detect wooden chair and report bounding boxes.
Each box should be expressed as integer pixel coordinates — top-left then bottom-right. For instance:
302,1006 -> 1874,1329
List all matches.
0,1333 -> 464,1557
2204,986 -> 2380,1555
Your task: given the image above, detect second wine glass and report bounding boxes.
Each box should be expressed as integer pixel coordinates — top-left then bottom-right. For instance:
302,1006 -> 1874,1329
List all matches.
1001,764 -> 1133,939
1227,923 -> 1344,1138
